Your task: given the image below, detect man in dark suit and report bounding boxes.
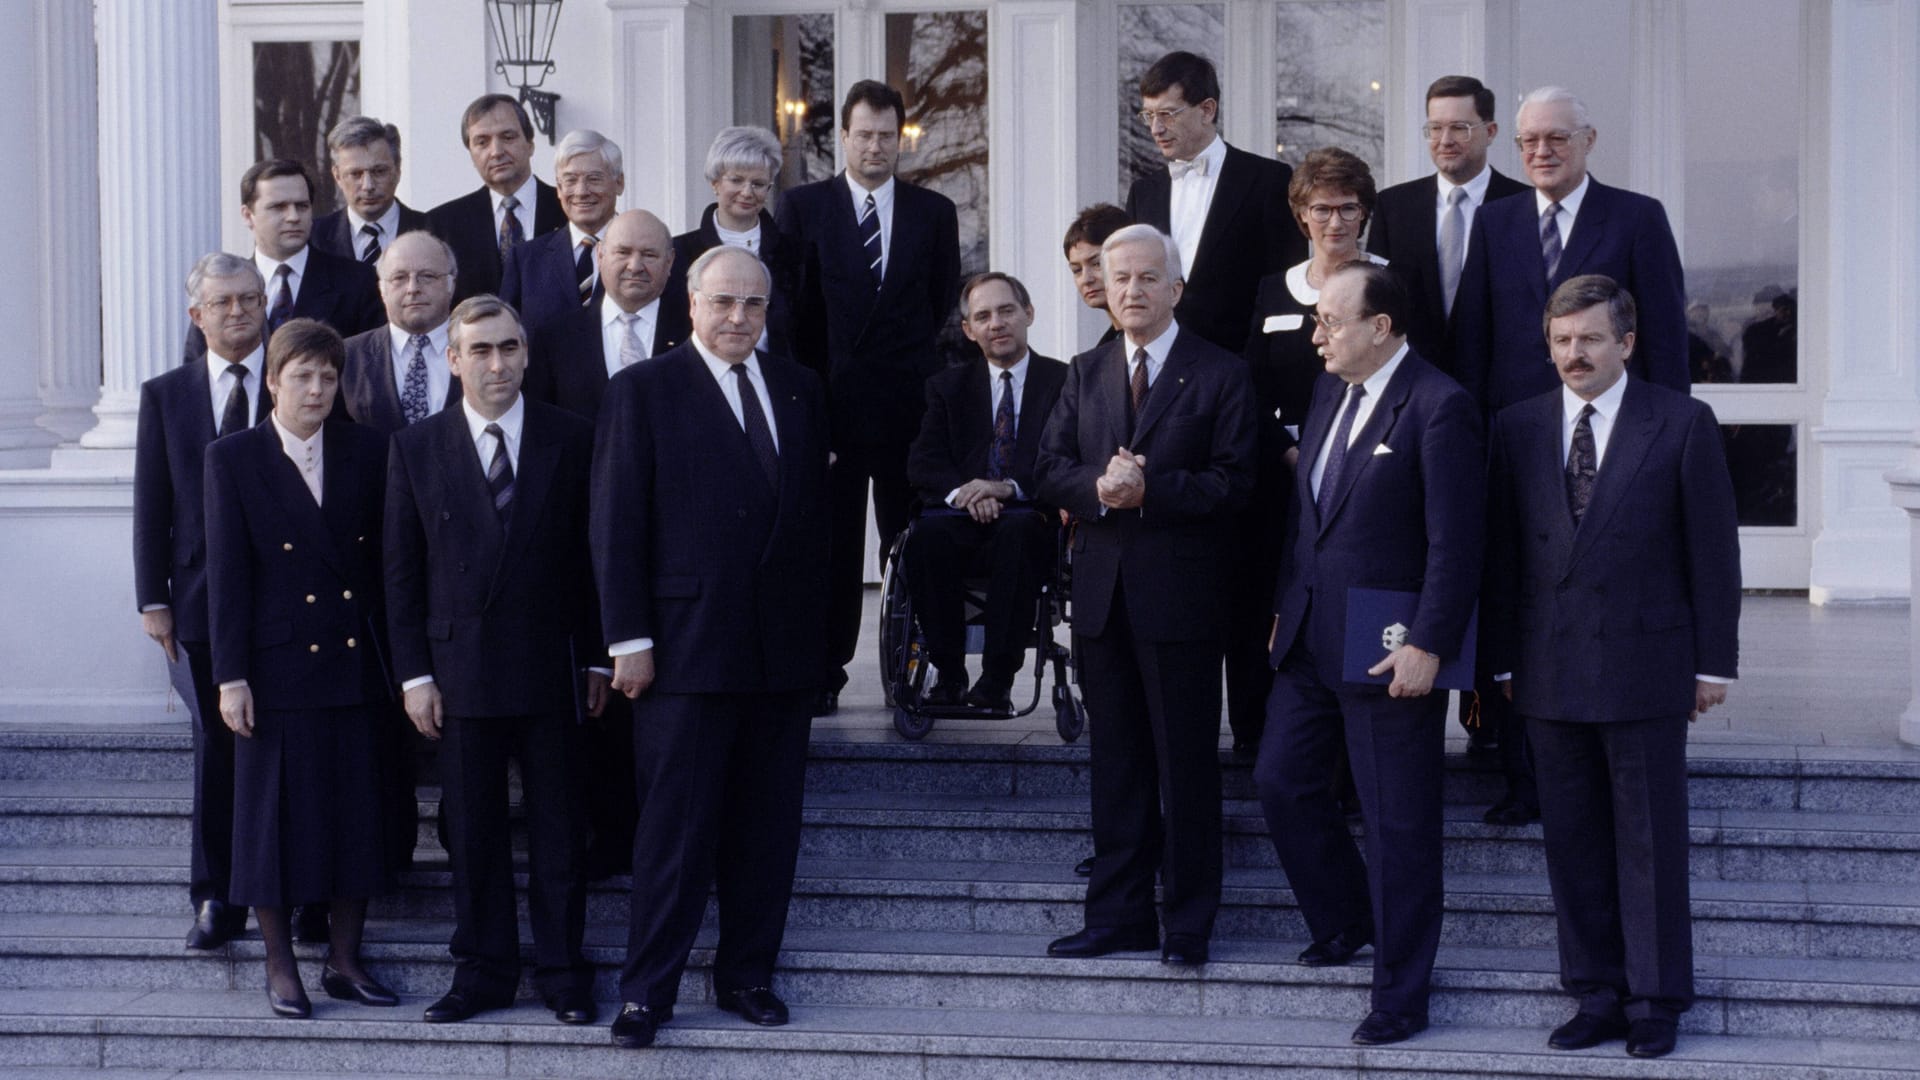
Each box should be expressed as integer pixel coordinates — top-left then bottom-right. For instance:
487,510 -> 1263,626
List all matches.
135,253 -> 271,951
527,209 -> 687,422
1484,275 -> 1740,1061
1035,224 -> 1255,969
1368,76 -> 1529,374
428,95 -> 566,304
594,246 -> 831,1049
185,160 -> 385,363
776,79 -> 961,714
384,296 -> 606,1028
338,231 -> 462,434
1123,51 -> 1301,356
1452,85 -> 1689,415
311,115 -> 430,264
501,129 -> 625,335
1255,261 -> 1485,1047
904,272 -> 1067,711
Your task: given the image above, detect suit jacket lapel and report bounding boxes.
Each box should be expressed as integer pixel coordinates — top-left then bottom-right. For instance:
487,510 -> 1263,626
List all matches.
1318,364 -> 1413,533
1413,176 -> 1441,276
1133,338 -> 1194,444
1012,360 -> 1055,479
1524,400 -> 1578,575
435,407 -> 506,569
1553,179 -> 1610,290
1135,170 -> 1172,231
295,257 -> 339,320
1298,377 -> 1340,531
319,425 -> 362,567
490,406 -> 557,604
762,357 -> 807,559
251,423 -> 349,579
1191,148 -> 1254,280
1566,380 -> 1661,572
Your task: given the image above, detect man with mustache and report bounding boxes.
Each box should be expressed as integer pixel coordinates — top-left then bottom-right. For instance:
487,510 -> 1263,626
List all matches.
428,94 -> 566,303
501,129 -> 628,335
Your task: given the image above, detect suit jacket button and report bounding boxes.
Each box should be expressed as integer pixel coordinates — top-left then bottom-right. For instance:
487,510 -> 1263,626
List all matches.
305,594 -> 316,604
347,638 -> 357,648
283,542 -> 294,551
441,512 -> 451,521
342,589 -> 353,600
309,644 -> 320,653
737,508 -> 747,518
457,562 -> 467,573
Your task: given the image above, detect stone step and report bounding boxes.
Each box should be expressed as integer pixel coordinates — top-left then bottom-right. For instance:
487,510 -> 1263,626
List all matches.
3,848 -> 1917,962
2,921 -> 1918,1045
6,990 -> 1918,1079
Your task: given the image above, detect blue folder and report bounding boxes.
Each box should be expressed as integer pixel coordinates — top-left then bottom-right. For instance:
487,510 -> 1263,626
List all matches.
1340,587 -> 1478,690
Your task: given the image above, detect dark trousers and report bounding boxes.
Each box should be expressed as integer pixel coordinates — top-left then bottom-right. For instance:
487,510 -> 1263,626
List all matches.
174,641 -> 234,909
583,694 -> 638,868
825,441 -> 915,689
1074,583 -> 1223,939
620,691 -> 812,1008
1528,713 -> 1694,1022
1224,500 -> 1285,747
439,711 -> 590,1004
1256,640 -> 1446,1019
901,508 -> 1051,679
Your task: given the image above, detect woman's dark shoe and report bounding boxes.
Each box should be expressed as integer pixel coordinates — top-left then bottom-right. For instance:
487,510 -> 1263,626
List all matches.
321,963 -> 399,1007
267,981 -> 312,1019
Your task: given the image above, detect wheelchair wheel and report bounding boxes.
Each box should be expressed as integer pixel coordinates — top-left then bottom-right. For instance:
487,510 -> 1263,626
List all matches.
1052,682 -> 1086,743
893,703 -> 936,741
876,531 -> 916,708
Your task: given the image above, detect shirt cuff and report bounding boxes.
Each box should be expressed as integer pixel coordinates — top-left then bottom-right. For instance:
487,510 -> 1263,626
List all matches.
945,486 -> 964,508
1696,674 -> 1734,684
1493,672 -> 1512,682
218,680 -> 247,692
400,675 -> 435,692
1008,480 -> 1025,501
609,637 -> 654,657
587,666 -> 613,678
140,604 -> 169,613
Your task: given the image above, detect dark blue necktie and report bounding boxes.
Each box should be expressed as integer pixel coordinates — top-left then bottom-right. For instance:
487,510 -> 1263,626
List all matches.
1316,383 -> 1366,520
987,370 -> 1015,481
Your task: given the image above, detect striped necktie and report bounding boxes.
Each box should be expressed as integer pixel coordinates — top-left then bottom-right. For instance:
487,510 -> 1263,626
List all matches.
858,193 -> 883,288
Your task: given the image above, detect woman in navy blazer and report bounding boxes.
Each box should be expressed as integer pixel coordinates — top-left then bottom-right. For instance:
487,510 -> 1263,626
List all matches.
204,319 -> 399,1019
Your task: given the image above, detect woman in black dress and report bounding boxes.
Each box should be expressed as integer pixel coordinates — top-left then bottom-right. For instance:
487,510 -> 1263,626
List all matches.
205,318 -> 398,1018
672,125 -> 796,357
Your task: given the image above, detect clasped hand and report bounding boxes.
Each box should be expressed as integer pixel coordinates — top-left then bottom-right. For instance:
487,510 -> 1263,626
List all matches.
1095,448 -> 1146,510
952,478 -> 1016,523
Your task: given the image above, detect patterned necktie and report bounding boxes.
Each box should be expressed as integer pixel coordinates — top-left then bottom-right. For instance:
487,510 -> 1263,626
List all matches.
359,222 -> 383,264
483,422 -> 514,519
858,192 -> 883,288
1316,383 -> 1367,521
617,312 -> 646,368
987,369 -> 1016,481
1540,200 -> 1564,281
266,265 -> 293,334
1129,348 -> 1150,423
400,334 -> 431,425
498,195 -> 523,261
218,364 -> 250,438
575,234 -> 598,302
1439,186 -> 1467,315
731,365 -> 780,487
1566,403 -> 1597,523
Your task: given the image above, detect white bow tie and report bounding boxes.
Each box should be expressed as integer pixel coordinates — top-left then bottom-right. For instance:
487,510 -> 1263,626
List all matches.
1169,157 -> 1209,180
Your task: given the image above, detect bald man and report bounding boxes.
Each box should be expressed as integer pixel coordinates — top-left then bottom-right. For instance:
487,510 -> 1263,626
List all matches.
528,210 -> 688,422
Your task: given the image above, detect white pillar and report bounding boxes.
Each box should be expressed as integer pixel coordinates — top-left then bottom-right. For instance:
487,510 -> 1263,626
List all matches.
607,0 -> 722,233
0,5 -> 57,467
34,0 -> 102,444
1396,0 -> 1495,186
1807,0 -> 1920,602
360,0 -> 493,213
1889,453 -> 1920,746
76,0 -> 221,452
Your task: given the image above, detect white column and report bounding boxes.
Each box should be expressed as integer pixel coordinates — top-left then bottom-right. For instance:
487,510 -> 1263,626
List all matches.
607,0 -> 721,233
1396,0 -> 1493,186
76,0 -> 221,452
1889,453 -> 1920,746
32,0 -> 100,446
0,6 -> 56,467
360,0 -> 493,212
1807,0 -> 1920,602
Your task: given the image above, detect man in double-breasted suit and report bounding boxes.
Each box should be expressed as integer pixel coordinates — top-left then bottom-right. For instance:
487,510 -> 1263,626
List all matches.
1256,261 -> 1485,1047
500,129 -> 626,335
776,79 -> 962,713
384,295 -> 606,1028
593,246 -> 831,1049
1484,275 -> 1739,1061
428,95 -> 566,304
311,116 -> 430,264
1035,225 -> 1255,968
135,253 -> 272,951
1124,51 -> 1301,356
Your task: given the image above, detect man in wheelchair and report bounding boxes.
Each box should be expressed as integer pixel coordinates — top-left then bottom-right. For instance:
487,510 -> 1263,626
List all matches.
902,272 -> 1068,712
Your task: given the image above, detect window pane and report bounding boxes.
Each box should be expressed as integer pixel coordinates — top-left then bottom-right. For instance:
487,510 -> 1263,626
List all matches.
732,14 -> 836,191
1682,0 -> 1799,384
885,10 -> 990,277
252,41 -> 360,220
1118,5 -> 1226,195
1272,1 -> 1387,175
1722,423 -> 1796,527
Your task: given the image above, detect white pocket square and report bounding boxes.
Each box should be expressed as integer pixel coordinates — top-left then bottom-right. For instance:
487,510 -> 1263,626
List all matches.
1372,444 -> 1394,456
1264,314 -> 1304,333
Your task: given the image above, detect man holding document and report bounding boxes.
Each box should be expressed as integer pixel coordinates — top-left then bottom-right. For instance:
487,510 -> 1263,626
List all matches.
1253,260 -> 1485,1046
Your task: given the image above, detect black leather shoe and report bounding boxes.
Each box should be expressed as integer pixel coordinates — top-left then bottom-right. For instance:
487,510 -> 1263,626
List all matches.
925,670 -> 969,707
320,964 -> 399,1007
552,989 -> 598,1025
1482,796 -> 1541,826
1046,924 -> 1158,958
292,904 -> 330,944
1073,856 -> 1094,877
267,982 -> 312,1019
1298,926 -> 1372,967
717,986 -> 790,1026
423,990 -> 503,1024
1160,933 -> 1209,966
610,1002 -> 672,1048
1548,1010 -> 1628,1050
1351,1010 -> 1427,1045
186,899 -> 239,950
1626,1018 -> 1677,1058
963,671 -> 1014,712
1465,730 -> 1501,760
811,690 -> 839,717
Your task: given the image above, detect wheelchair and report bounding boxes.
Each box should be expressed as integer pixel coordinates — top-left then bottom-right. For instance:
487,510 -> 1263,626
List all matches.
876,506 -> 1086,742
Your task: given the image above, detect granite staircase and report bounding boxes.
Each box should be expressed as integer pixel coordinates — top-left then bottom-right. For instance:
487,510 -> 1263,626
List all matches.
2,724 -> 1919,1078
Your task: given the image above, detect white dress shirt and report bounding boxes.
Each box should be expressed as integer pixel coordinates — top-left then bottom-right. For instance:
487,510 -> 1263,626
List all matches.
347,202 -> 402,259
569,222 -> 606,292
387,323 -> 452,414
845,172 -> 896,277
1168,136 -> 1227,281
255,245 -> 310,307
491,175 -> 539,243
1123,322 -> 1178,391
945,352 -> 1031,507
715,220 -> 762,253
1434,165 -> 1497,251
1309,343 -> 1407,500
601,295 -> 661,376
203,345 -> 267,428
1535,173 -> 1592,248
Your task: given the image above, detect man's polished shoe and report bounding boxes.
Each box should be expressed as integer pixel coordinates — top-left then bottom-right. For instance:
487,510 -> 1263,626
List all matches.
185,899 -> 240,950
423,990 -> 505,1024
924,670 -> 969,707
811,690 -> 839,717
717,986 -> 790,1026
320,964 -> 399,1007
1046,923 -> 1158,958
1160,933 -> 1209,966
610,1002 -> 672,1048
1547,1010 -> 1628,1050
1626,1018 -> 1678,1059
552,989 -> 599,1025
292,904 -> 330,944
964,670 -> 1014,712
1482,796 -> 1541,826
1298,926 -> 1371,967
1351,1010 -> 1427,1046
1073,856 -> 1094,877
1465,730 -> 1501,760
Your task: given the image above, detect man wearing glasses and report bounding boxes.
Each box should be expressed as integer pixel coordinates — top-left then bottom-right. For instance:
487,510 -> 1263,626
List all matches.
1123,50 -> 1301,356
1452,86 -> 1689,415
339,231 -> 463,434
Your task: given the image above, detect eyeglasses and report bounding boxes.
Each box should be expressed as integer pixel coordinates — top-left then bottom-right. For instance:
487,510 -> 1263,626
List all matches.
719,174 -> 773,194
1312,311 -> 1371,332
199,293 -> 264,313
847,130 -> 899,147
1306,202 -> 1366,224
383,271 -> 448,288
1136,104 -> 1197,127
1421,121 -> 1486,141
1515,128 -> 1588,154
698,292 -> 770,314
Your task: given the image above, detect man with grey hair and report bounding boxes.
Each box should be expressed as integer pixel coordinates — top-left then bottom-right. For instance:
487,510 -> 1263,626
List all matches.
312,115 -> 431,264
501,128 -> 627,335
1034,223 -> 1255,969
135,252 -> 271,952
